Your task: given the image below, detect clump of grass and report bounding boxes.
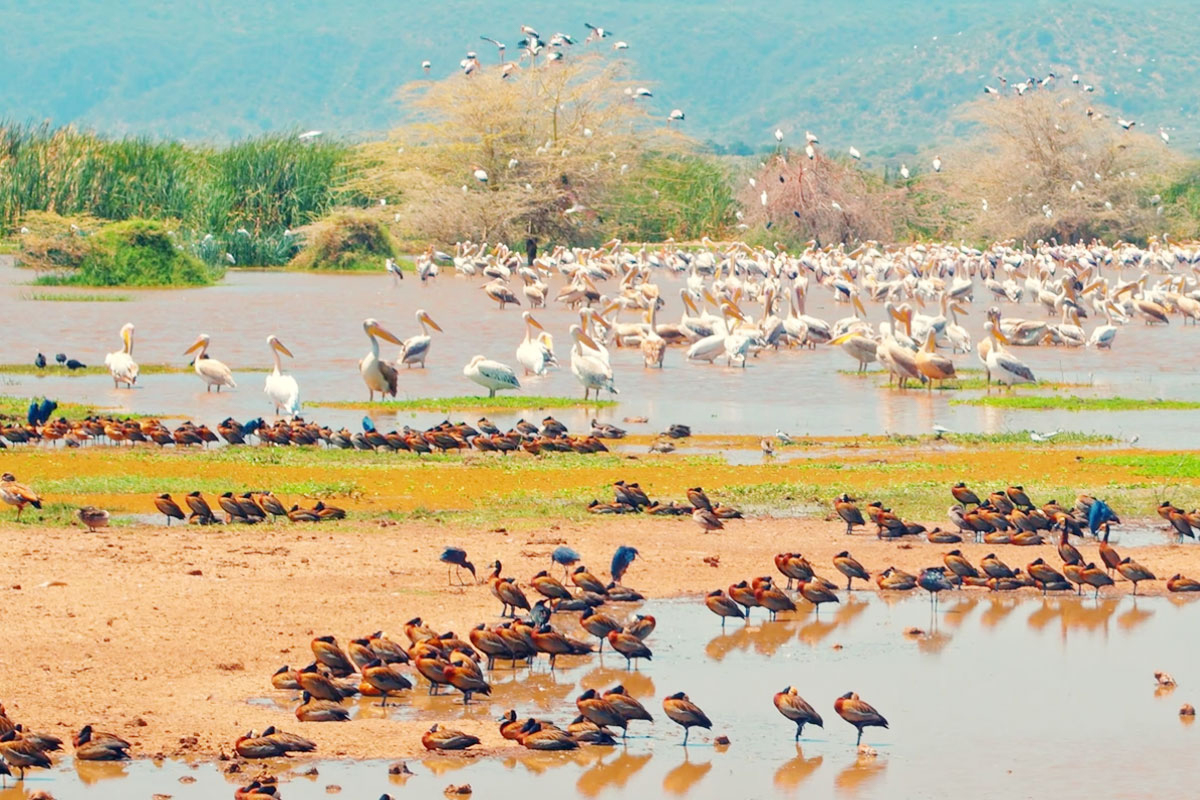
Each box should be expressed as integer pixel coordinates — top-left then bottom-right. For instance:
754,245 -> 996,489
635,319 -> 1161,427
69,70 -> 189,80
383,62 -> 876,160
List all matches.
289,211 -> 401,271
0,395 -> 109,418
1093,453 -> 1200,479
310,395 -> 617,411
24,291 -> 129,302
954,395 -> 1200,411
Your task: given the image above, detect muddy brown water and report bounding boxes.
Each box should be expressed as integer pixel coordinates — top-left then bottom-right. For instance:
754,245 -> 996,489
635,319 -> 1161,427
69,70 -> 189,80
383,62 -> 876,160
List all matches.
4,594 -> 1198,799
3,262 -> 1198,449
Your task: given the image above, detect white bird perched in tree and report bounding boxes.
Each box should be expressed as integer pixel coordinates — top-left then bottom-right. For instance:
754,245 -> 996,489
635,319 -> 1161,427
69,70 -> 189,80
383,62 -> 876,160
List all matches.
669,108 -> 685,122
805,130 -> 819,144
848,146 -> 862,160
612,40 -> 628,50
899,164 -> 910,180
760,190 -> 768,206
520,24 -> 540,38
983,85 -> 1000,95
633,87 -> 652,98
1117,118 -> 1136,130
1159,127 -> 1170,144
831,200 -> 843,211
471,165 -> 489,183
774,128 -> 784,142
805,143 -> 815,160
1071,73 -> 1080,84
297,130 -> 322,141
225,252 -> 236,264
932,155 -> 942,172
463,355 -> 521,397
422,60 -> 431,72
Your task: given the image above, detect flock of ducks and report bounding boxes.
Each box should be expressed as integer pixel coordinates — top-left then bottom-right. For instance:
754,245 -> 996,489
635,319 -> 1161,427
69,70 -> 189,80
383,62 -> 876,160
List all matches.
585,483 -> 744,532
153,492 -> 344,526
0,705 -> 130,784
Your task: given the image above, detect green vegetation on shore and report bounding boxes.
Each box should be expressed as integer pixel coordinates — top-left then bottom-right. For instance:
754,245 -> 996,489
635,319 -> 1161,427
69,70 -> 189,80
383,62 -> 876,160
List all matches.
954,395 -> 1200,411
24,291 -> 130,302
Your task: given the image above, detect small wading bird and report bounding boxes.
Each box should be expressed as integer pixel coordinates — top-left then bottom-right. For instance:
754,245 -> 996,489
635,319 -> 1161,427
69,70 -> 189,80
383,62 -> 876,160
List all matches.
183,333 -> 237,392
77,506 -> 110,532
835,692 -> 888,745
263,335 -> 299,418
663,692 -> 712,745
104,322 -> 139,388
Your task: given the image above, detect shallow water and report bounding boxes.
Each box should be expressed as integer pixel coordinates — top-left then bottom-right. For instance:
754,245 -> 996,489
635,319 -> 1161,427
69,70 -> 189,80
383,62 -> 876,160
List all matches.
6,593 -> 1198,799
3,263 -> 1199,447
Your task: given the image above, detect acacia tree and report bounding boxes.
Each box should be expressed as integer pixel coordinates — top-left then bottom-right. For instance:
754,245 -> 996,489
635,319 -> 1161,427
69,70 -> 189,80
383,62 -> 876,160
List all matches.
737,149 -> 904,245
348,53 -> 682,245
932,90 -> 1180,243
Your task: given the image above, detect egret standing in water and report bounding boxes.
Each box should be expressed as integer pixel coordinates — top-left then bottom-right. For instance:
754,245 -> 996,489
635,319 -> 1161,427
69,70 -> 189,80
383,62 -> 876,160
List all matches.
359,318 -> 402,401
183,334 -> 236,392
264,335 -> 299,417
463,355 -> 520,397
104,322 -> 139,388
399,309 -> 443,368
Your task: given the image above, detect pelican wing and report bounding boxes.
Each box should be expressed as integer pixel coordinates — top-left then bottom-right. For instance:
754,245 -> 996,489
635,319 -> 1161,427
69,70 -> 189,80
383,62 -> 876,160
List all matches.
993,352 -> 1035,382
477,360 -> 520,388
401,336 -> 431,363
378,359 -> 399,394
196,357 -> 236,388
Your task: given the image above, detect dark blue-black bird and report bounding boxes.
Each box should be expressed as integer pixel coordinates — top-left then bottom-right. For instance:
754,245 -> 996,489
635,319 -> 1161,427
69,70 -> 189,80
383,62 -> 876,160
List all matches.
530,599 -> 551,627
27,400 -> 39,426
39,398 -> 56,424
65,359 -> 87,370
440,546 -> 476,585
362,416 -> 376,433
242,418 -> 264,438
551,545 -> 580,578
34,353 -> 46,369
1087,498 -> 1119,535
611,546 -> 639,584
55,353 -> 66,365
919,567 -> 955,608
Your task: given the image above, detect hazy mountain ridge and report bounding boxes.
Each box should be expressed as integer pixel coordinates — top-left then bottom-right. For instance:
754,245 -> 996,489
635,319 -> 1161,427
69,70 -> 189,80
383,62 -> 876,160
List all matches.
1,0 -> 1195,153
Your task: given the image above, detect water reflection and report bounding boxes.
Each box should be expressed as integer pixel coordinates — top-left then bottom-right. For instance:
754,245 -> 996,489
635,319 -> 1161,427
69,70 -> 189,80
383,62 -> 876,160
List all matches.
773,745 -> 823,791
835,754 -> 888,795
576,751 -> 652,797
5,263 -> 1200,448
5,595 -> 1200,799
662,753 -> 712,796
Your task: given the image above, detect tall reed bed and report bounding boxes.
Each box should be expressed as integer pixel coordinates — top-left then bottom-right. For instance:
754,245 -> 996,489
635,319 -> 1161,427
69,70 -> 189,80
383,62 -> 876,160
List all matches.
0,122 -> 353,265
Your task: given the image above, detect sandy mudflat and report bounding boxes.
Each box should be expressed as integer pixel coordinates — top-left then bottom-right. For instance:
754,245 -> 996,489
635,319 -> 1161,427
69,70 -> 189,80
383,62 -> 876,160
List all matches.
0,515 -> 1194,761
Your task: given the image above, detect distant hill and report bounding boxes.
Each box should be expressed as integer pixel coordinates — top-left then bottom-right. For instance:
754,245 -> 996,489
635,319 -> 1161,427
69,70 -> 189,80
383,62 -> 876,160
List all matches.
2,0 -> 1196,155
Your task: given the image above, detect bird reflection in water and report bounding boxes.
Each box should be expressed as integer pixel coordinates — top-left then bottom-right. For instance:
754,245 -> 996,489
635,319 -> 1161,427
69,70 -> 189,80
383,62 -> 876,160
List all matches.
576,751 -> 652,798
774,745 -> 824,791
580,666 -> 655,699
75,759 -> 129,785
663,752 -> 713,796
835,752 -> 888,795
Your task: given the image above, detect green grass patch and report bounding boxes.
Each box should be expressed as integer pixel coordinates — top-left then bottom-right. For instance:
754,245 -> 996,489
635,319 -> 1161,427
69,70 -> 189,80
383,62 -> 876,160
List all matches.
310,396 -> 618,412
953,395 -> 1200,411
0,395 -> 106,418
880,431 -> 1113,446
1093,454 -> 1200,480
24,291 -> 130,302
